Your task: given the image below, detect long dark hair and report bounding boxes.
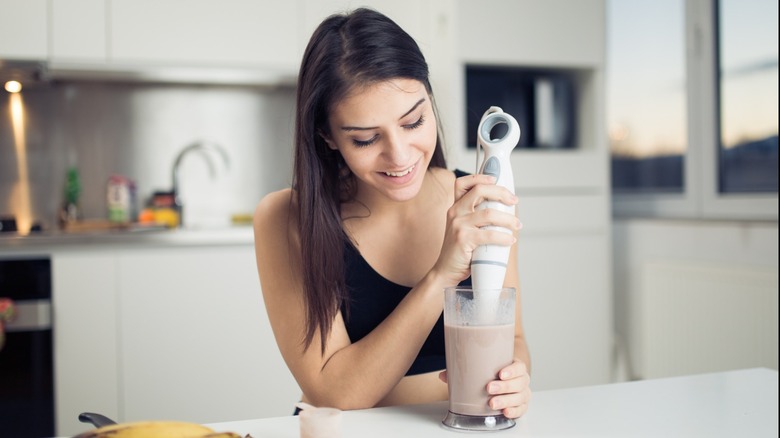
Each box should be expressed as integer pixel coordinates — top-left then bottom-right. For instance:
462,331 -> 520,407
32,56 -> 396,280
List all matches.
293,8 -> 448,353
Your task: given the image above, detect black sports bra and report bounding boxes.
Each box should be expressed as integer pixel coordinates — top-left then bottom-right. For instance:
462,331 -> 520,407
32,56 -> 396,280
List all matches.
339,169 -> 471,376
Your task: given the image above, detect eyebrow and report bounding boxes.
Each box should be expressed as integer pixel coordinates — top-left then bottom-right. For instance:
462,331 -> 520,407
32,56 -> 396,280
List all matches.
341,97 -> 426,132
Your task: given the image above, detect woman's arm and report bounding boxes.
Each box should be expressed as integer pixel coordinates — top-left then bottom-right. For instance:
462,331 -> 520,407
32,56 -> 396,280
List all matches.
254,189 -> 447,410
254,176 -> 520,410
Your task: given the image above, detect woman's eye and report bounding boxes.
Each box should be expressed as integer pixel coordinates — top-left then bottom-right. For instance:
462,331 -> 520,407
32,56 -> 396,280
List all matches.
403,115 -> 425,130
353,135 -> 378,147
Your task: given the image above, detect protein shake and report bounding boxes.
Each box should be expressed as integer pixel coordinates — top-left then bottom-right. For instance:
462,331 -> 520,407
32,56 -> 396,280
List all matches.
442,286 -> 516,431
444,322 -> 515,416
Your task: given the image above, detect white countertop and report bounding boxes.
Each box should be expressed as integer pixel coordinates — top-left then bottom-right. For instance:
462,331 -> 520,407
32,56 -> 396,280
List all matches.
205,368 -> 777,437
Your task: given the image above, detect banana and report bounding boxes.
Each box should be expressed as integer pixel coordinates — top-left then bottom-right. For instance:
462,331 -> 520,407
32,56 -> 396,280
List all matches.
74,420 -> 235,438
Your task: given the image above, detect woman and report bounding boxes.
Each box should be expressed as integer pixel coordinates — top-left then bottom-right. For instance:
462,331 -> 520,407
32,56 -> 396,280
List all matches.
253,8 -> 531,418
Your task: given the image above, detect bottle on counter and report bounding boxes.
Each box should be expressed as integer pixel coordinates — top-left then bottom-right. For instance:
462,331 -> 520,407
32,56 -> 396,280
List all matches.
107,174 -> 136,224
58,166 -> 81,229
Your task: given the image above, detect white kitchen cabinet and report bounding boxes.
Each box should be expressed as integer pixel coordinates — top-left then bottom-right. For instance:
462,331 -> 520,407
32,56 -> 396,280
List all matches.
48,240 -> 298,436
518,233 -> 612,390
0,0 -> 47,60
116,244 -> 300,423
514,192 -> 612,390
52,251 -> 120,437
109,0 -> 301,71
50,0 -> 107,63
456,0 -> 605,68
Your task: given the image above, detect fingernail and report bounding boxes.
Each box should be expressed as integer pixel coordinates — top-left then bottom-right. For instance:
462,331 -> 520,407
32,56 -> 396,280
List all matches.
501,370 -> 511,379
489,383 -> 499,393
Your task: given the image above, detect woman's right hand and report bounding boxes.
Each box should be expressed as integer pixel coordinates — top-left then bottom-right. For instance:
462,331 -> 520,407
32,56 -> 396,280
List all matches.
432,173 -> 520,286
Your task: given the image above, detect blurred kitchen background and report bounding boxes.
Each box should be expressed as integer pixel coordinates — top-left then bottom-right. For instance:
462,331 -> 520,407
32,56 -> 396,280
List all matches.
0,0 -> 777,437
0,80 -> 296,230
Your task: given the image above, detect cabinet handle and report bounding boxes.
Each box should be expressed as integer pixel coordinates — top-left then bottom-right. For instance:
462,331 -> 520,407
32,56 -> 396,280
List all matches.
4,299 -> 51,332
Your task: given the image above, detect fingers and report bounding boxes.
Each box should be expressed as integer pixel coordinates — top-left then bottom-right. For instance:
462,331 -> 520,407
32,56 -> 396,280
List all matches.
433,174 -> 521,285
486,360 -> 531,419
449,175 -> 520,237
488,383 -> 531,419
454,176 -> 518,216
499,359 -> 529,380
502,400 -> 530,419
439,370 -> 448,384
473,208 -> 522,236
454,173 -> 496,200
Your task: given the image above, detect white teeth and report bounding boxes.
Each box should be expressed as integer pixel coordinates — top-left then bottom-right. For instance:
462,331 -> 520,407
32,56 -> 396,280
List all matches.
385,165 -> 414,177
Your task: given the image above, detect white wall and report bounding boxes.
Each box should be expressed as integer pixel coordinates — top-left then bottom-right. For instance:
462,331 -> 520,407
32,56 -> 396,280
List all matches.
612,218 -> 779,381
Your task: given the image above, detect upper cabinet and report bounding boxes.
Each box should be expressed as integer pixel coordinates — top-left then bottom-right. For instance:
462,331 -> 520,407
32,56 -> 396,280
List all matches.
109,0 -> 300,71
50,0 -> 107,63
5,0 -> 440,81
457,0 -> 605,67
0,0 -> 47,60
4,0 -> 302,81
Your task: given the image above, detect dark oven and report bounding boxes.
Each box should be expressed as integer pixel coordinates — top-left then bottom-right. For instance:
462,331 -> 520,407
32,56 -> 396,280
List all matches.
0,256 -> 54,438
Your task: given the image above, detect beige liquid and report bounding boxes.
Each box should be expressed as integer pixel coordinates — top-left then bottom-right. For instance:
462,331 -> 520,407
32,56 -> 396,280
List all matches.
444,323 -> 514,416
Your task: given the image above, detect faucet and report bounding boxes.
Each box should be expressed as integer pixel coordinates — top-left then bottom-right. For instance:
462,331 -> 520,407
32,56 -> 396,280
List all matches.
171,141 -> 230,227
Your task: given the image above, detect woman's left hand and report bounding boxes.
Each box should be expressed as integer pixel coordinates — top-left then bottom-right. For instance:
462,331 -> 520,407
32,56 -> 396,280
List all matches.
438,358 -> 531,419
487,359 -> 531,418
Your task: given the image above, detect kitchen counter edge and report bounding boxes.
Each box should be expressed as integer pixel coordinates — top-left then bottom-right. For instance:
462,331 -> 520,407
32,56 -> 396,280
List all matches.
0,226 -> 255,253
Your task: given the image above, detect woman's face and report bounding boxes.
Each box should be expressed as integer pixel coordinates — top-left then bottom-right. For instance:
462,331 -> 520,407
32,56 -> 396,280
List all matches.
323,78 -> 438,203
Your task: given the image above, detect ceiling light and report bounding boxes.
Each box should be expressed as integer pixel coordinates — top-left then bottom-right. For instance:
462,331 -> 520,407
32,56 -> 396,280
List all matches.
4,80 -> 22,93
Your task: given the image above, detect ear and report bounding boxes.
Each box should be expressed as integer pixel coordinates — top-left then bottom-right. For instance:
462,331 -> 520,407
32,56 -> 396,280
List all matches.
319,131 -> 338,151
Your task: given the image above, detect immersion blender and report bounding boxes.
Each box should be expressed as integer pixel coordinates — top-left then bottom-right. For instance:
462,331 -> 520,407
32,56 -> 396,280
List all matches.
470,106 -> 520,321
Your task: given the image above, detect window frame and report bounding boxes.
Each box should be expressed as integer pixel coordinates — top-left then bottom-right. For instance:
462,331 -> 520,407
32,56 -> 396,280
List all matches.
611,0 -> 778,221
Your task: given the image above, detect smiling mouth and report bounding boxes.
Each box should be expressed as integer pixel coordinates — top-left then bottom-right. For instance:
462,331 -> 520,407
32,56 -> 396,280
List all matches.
384,165 -> 415,177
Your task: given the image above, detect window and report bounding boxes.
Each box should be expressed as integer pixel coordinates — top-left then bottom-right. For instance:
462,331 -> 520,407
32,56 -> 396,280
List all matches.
717,0 -> 778,194
608,0 -> 778,220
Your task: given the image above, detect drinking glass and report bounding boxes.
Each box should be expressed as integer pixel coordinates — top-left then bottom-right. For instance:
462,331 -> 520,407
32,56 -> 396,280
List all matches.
442,286 -> 516,432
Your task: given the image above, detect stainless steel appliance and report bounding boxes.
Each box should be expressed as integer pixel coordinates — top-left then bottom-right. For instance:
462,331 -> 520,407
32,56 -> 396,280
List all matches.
0,257 -> 54,438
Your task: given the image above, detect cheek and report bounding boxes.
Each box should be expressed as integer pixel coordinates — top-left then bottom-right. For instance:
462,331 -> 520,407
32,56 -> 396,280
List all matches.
338,148 -> 376,174
417,120 -> 438,151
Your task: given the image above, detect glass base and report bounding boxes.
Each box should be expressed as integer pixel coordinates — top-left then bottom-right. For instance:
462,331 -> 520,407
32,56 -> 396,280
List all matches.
441,411 -> 515,432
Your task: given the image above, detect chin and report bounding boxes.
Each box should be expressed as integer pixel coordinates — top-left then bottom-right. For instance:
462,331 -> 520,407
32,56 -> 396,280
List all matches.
380,167 -> 427,202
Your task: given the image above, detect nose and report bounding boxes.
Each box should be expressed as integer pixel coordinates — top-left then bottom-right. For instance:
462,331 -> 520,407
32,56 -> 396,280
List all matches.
382,130 -> 411,166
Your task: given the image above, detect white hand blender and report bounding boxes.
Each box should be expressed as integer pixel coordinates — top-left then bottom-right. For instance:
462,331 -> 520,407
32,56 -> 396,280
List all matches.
471,106 -> 520,323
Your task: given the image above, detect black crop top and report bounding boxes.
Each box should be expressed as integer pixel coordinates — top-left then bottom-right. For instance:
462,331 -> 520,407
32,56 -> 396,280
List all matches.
339,169 -> 471,376
340,242 -> 472,375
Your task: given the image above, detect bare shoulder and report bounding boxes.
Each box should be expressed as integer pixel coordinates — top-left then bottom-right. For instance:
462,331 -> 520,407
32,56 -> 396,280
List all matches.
253,188 -> 299,247
429,167 -> 459,197
254,188 -> 295,228
433,166 -> 463,182
253,188 -> 303,303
